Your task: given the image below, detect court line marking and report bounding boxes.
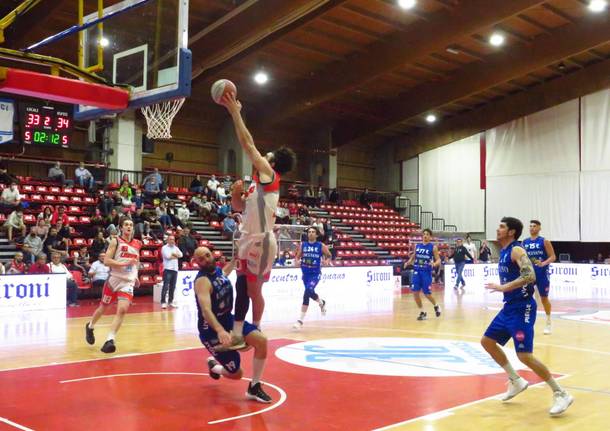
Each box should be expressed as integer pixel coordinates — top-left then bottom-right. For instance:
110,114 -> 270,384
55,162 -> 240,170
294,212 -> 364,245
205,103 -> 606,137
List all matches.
0,416 -> 34,431
304,324 -> 610,357
59,372 -> 287,425
371,375 -> 570,431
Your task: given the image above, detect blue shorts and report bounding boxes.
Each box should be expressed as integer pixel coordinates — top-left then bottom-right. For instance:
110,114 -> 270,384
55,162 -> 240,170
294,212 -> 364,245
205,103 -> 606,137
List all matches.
199,314 -> 258,374
484,299 -> 537,353
412,270 -> 432,295
535,269 -> 550,297
302,271 -> 321,291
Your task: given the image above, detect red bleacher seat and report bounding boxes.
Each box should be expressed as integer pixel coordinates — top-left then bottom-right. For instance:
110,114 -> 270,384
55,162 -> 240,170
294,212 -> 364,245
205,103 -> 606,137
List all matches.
140,262 -> 155,273
213,250 -> 223,259
80,216 -> 91,224
139,275 -> 154,286
36,186 -> 48,193
22,185 -> 34,192
71,196 -> 82,203
140,250 -> 158,260
58,195 -> 70,203
24,214 -> 36,224
71,271 -> 91,290
72,238 -> 86,247
49,186 -> 61,194
68,205 -> 81,213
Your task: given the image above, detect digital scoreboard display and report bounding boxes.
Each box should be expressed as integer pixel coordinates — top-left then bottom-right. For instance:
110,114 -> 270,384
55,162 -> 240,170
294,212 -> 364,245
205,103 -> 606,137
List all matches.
19,102 -> 73,148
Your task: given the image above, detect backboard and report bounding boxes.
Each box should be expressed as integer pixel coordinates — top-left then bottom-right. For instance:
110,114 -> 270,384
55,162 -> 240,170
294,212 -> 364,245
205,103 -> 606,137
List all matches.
75,0 -> 190,121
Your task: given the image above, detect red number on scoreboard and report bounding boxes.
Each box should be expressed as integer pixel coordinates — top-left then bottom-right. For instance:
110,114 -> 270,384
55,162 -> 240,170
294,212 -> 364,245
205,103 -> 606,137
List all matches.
24,131 -> 31,141
57,118 -> 70,129
44,116 -> 51,126
27,113 -> 40,126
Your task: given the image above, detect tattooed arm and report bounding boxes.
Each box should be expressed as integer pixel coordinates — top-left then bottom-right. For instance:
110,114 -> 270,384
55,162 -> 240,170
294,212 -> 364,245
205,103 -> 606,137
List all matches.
485,246 -> 535,293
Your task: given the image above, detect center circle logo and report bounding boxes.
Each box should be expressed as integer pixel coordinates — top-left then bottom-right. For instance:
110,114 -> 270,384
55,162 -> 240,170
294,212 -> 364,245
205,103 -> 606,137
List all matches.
275,337 -> 524,377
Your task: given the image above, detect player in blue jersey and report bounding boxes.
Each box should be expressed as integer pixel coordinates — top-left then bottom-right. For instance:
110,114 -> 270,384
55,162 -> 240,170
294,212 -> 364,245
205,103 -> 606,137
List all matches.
406,228 -> 441,320
522,220 -> 556,335
293,226 -> 331,329
481,217 -> 572,416
192,247 -> 272,403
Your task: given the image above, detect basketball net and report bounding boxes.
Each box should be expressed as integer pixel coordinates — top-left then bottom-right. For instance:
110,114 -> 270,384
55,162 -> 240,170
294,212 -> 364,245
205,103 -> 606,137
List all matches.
140,98 -> 185,139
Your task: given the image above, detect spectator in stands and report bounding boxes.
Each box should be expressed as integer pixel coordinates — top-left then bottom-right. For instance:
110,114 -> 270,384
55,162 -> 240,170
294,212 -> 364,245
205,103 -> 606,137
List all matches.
4,207 -> 26,241
120,189 -> 135,214
144,167 -> 164,190
90,230 -> 107,260
72,245 -> 91,279
298,205 -> 310,219
144,209 -> 162,238
359,188 -> 372,209
32,218 -> 49,239
323,219 -> 332,244
49,252 -> 79,307
74,162 -> 95,191
132,189 -> 144,210
88,252 -> 110,291
479,240 -> 491,263
201,195 -> 218,221
132,207 -> 148,239
118,179 -> 133,199
6,251 -> 26,274
288,202 -> 298,223
464,234 -> 477,263
44,227 -> 68,260
156,201 -> 173,229
216,255 -> 227,269
329,188 -> 339,204
449,238 -> 474,290
28,254 -> 49,274
222,214 -> 237,240
217,197 -> 232,221
217,183 -> 227,204
0,182 -> 22,211
105,208 -> 120,233
160,234 -> 182,308
177,226 -> 197,266
51,206 -> 68,225
317,187 -> 326,205
99,191 -> 114,216
312,218 -> 324,239
89,209 -> 105,236
189,174 -> 204,194
222,175 -> 232,192
206,174 -> 220,200
177,202 -> 190,226
23,227 -> 43,264
305,187 -> 315,206
143,176 -> 163,202
167,201 -> 183,228
105,227 -> 118,247
37,206 -> 53,226
0,156 -> 18,185
48,162 -> 67,186
288,183 -> 299,203
56,220 -> 73,241
189,192 -> 205,217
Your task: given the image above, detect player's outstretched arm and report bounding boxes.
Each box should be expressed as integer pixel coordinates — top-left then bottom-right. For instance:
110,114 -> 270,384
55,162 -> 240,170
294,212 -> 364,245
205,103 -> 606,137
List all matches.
194,277 -> 231,346
221,93 -> 273,179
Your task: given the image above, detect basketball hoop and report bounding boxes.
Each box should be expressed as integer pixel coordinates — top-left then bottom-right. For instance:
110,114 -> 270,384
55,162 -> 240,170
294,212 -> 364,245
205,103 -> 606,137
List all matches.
140,98 -> 185,140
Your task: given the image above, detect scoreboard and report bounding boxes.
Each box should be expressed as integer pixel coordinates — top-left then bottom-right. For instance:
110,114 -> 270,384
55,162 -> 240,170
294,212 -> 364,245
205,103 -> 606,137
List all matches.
19,102 -> 73,148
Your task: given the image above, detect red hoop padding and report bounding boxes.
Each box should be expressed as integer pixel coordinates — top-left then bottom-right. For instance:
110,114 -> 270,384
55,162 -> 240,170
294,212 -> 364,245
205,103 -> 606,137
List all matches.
0,68 -> 129,110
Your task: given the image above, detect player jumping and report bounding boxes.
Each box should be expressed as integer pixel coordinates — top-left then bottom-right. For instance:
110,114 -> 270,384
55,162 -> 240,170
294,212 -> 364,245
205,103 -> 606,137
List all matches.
406,228 -> 441,320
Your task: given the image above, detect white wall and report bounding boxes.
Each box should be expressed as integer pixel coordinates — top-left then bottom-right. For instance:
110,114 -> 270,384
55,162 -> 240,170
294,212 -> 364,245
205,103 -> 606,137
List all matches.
419,134 -> 484,233
485,100 -> 580,241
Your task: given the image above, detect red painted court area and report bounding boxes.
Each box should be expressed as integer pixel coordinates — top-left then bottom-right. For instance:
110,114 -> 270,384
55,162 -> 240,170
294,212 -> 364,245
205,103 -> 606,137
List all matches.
0,339 -> 547,431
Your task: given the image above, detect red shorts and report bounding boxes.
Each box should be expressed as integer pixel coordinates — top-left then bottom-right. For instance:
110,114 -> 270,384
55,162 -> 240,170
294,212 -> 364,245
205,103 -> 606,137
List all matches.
101,277 -> 135,305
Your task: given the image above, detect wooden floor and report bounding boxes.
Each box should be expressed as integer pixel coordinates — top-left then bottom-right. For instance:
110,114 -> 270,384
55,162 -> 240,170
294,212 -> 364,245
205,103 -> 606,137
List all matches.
1,284 -> 609,431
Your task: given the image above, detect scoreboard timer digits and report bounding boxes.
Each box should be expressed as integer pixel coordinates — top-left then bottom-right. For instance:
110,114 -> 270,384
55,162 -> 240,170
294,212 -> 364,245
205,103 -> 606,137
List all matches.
20,103 -> 72,148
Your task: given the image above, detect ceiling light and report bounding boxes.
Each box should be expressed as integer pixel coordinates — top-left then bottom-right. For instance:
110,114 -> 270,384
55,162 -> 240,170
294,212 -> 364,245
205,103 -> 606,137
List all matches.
253,71 -> 269,85
425,114 -> 437,124
588,0 -> 608,12
98,37 -> 109,47
397,0 -> 416,10
489,32 -> 505,47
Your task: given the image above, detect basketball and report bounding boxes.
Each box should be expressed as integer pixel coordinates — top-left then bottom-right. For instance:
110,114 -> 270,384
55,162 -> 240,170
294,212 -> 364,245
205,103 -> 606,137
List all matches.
211,79 -> 237,104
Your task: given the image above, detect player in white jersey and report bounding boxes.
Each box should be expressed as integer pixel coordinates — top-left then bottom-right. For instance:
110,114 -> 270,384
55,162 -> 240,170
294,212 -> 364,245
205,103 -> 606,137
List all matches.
220,92 -> 296,344
85,217 -> 142,353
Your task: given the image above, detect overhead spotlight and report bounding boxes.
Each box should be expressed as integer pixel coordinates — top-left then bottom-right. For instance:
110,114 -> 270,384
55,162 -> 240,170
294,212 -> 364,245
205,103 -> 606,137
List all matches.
489,32 -> 505,47
397,0 -> 416,10
588,0 -> 608,12
98,37 -> 110,47
253,71 -> 269,85
425,114 -> 437,124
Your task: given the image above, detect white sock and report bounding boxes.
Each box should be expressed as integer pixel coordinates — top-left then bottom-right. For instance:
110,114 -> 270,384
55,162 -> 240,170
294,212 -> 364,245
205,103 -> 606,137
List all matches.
233,321 -> 244,335
253,321 -> 261,330
106,332 -> 115,342
547,315 -> 552,324
502,362 -> 520,381
300,311 -> 306,321
546,377 -> 562,392
251,357 -> 266,386
88,321 -> 94,329
212,364 -> 224,375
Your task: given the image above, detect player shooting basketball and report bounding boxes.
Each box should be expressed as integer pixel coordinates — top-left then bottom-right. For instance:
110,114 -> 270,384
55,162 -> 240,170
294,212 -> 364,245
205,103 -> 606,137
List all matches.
220,92 -> 296,346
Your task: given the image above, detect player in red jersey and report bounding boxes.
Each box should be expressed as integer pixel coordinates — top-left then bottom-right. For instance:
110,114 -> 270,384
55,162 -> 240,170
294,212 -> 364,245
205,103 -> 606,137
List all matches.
85,217 -> 142,353
220,92 -> 296,346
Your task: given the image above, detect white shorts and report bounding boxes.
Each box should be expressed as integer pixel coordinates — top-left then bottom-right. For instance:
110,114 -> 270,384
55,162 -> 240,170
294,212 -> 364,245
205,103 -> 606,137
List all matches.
101,276 -> 136,304
237,232 -> 277,282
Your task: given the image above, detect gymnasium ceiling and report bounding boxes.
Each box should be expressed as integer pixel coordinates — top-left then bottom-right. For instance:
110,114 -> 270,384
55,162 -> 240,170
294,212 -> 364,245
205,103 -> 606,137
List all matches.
2,0 -> 610,157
